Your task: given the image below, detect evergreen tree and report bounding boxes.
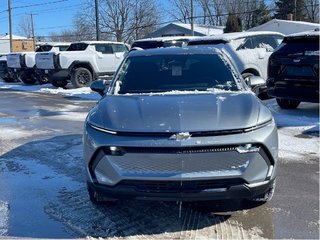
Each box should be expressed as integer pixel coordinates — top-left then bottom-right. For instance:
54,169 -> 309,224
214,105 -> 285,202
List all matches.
224,15 -> 243,33
275,0 -> 306,21
251,2 -> 271,28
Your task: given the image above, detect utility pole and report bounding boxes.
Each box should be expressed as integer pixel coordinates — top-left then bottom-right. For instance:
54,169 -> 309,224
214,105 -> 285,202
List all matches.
95,0 -> 100,40
8,0 -> 12,52
190,0 -> 194,36
29,13 -> 37,51
294,0 -> 297,21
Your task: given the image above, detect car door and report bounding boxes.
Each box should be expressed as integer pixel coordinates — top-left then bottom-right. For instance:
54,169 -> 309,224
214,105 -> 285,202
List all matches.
94,44 -> 115,73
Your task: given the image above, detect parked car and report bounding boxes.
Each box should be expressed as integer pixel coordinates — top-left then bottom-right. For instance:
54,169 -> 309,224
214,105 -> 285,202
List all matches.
84,46 -> 278,204
188,31 -> 284,98
34,42 -> 71,84
267,29 -> 319,109
6,42 -> 71,84
43,41 -> 128,88
0,54 -> 11,82
131,36 -> 197,50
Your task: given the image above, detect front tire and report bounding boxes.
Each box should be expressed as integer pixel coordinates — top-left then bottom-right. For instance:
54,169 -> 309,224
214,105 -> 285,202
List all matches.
71,67 -> 93,88
276,98 -> 300,109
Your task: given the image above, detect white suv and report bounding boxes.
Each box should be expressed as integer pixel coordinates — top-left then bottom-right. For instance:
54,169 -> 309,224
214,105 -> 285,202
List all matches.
6,42 -> 70,84
188,31 -> 284,98
43,41 -> 128,88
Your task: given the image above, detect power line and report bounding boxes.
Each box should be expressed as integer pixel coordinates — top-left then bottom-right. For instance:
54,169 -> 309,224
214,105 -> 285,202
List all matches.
11,0 -> 69,10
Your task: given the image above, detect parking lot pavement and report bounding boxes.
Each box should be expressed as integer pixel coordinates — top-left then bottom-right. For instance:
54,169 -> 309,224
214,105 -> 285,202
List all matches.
0,89 -> 319,239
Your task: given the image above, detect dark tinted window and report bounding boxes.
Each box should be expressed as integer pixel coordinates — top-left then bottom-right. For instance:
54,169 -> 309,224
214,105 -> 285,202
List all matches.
95,44 -> 113,54
278,36 -> 319,54
58,45 -> 69,51
67,43 -> 88,51
36,45 -> 53,52
114,54 -> 238,94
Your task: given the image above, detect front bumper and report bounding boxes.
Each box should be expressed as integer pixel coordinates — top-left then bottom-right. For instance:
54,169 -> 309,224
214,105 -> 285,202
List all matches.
84,120 -> 278,201
88,179 -> 275,201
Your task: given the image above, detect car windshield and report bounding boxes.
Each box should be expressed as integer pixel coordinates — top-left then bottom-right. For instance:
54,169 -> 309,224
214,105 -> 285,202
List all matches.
112,53 -> 239,94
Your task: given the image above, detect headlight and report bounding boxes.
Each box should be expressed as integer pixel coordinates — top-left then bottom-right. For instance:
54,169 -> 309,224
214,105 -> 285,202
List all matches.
87,122 -> 117,135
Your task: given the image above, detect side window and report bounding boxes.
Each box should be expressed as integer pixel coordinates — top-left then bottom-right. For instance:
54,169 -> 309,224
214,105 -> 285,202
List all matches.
95,44 -> 113,54
240,38 -> 254,49
112,44 -> 127,53
252,35 -> 279,50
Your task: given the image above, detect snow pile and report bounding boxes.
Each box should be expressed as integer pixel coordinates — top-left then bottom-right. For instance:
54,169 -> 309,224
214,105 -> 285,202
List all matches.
264,99 -> 319,162
0,81 -> 100,100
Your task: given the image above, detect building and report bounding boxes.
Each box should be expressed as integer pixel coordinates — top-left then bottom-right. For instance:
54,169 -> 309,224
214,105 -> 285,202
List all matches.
0,34 -> 35,54
144,22 -> 224,38
248,19 -> 320,35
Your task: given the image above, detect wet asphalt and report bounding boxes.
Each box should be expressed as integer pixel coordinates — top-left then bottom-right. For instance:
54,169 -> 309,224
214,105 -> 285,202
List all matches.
0,90 -> 318,239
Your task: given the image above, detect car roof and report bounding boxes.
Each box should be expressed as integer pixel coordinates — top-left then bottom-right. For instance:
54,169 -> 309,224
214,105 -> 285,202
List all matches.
128,46 -> 222,57
188,31 -> 284,44
79,41 -> 125,45
38,42 -> 71,46
285,29 -> 320,39
133,36 -> 198,43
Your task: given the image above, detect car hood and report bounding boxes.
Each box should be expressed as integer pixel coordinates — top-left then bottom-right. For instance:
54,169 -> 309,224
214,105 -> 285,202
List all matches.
88,91 -> 270,133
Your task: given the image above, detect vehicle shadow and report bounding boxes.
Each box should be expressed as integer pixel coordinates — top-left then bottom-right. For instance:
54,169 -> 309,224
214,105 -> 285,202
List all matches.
0,134 -> 271,239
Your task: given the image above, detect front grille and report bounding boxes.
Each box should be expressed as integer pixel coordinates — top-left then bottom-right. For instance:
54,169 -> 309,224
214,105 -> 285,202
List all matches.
119,179 -> 245,193
120,146 -> 238,154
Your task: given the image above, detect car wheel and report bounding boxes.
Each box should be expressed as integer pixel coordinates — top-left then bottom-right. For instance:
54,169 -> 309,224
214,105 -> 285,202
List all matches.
86,182 -> 117,205
20,72 -> 37,85
38,75 -> 49,84
50,76 -> 68,88
276,98 -> 300,109
252,181 -> 276,202
71,67 -> 93,88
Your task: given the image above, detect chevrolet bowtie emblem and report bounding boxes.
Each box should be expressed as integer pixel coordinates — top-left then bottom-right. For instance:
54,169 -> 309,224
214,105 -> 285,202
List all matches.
169,132 -> 192,141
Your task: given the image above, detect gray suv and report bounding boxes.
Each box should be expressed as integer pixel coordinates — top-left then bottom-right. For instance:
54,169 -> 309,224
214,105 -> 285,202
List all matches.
83,47 -> 278,204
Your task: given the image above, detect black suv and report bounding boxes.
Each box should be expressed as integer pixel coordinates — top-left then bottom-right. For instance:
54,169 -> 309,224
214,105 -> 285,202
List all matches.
267,30 -> 319,109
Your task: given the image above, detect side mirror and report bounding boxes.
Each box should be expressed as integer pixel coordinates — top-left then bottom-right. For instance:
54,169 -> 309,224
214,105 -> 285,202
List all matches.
245,76 -> 265,95
90,80 -> 109,96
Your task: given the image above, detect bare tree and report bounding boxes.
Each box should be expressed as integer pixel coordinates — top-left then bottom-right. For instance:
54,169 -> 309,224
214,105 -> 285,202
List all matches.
17,16 -> 33,38
304,0 -> 319,22
169,0 -> 193,23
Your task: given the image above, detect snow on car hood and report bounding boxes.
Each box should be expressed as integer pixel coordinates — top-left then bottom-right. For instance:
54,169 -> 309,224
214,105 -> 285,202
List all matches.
88,91 -> 270,133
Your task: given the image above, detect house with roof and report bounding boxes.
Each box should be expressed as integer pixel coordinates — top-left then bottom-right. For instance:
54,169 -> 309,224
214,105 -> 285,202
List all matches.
248,19 -> 319,35
144,22 -> 224,38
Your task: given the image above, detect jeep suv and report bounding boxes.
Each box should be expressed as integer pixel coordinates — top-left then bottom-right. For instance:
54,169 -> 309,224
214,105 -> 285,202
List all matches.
45,41 -> 128,88
188,31 -> 284,98
267,29 -> 319,109
6,42 -> 70,84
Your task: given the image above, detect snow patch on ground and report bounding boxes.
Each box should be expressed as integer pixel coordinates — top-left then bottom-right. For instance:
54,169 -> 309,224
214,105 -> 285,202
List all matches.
0,201 -> 9,235
0,81 -> 100,100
